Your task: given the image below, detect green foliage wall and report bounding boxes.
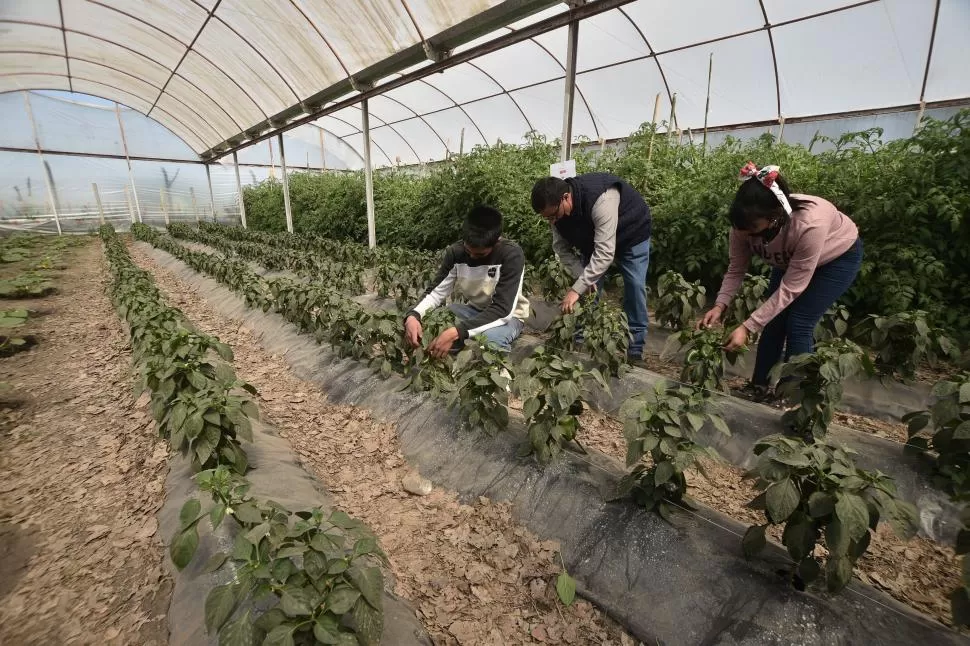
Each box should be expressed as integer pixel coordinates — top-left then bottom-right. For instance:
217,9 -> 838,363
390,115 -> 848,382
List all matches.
244,111 -> 970,338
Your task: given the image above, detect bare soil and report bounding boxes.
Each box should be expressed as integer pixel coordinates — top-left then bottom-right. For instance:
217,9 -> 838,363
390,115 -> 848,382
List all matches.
127,242 -> 639,646
0,240 -> 171,645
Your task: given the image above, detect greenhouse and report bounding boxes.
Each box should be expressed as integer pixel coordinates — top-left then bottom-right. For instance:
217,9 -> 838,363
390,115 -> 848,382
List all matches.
1,1 -> 969,644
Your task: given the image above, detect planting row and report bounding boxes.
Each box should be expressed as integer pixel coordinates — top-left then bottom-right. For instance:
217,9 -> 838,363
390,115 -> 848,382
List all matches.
134,224 -> 945,604
100,225 -> 386,646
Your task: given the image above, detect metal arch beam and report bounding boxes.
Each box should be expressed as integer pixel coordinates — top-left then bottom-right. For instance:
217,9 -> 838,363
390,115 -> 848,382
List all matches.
616,7 -> 673,105
467,62 -> 535,136
333,105 -> 402,167
510,30 -> 601,140
756,0 -> 782,119
377,94 -> 451,159
0,50 -> 246,137
205,0 -> 637,160
414,78 -> 489,145
0,74 -> 213,152
56,0 -> 72,93
306,123 -> 367,167
149,0 -> 223,114
918,0 -> 943,103
0,144 -> 205,164
284,0 -> 353,80
0,20 -> 258,136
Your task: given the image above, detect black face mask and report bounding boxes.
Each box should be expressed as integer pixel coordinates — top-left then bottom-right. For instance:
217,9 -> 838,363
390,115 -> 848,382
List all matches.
754,213 -> 789,243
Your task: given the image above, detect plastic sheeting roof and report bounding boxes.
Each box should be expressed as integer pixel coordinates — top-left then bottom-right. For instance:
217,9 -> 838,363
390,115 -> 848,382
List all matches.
1,0 -> 968,164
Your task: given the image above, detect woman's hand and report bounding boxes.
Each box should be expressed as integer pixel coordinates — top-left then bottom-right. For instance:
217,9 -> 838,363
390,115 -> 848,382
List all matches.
698,304 -> 725,330
723,324 -> 749,351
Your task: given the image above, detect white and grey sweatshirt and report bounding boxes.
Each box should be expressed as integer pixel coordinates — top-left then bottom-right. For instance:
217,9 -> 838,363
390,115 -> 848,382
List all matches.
405,240 -> 530,340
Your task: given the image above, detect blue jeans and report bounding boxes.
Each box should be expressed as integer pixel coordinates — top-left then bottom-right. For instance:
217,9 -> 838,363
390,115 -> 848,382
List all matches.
752,238 -> 863,386
580,238 -> 651,357
447,303 -> 523,352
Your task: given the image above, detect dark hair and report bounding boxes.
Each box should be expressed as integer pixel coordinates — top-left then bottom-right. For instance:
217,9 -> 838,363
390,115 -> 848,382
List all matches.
729,173 -> 810,231
531,176 -> 570,213
463,205 -> 503,248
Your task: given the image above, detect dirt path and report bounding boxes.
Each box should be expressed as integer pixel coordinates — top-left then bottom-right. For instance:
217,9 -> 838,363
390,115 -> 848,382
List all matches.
127,242 -> 638,646
0,240 -> 171,645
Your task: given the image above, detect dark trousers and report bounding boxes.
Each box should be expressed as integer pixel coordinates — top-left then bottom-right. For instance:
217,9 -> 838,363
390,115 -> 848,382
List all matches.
752,238 -> 863,385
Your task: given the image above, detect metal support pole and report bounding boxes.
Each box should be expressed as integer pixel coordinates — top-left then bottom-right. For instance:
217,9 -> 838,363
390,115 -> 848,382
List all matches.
116,102 -> 142,222
318,127 -> 326,171
205,164 -> 216,221
278,133 -> 294,233
190,187 -> 199,222
92,183 -> 105,225
560,19 -> 579,162
362,98 -> 376,248
459,128 -> 465,156
23,91 -> 61,235
233,151 -> 247,228
124,185 -> 136,224
702,53 -> 713,154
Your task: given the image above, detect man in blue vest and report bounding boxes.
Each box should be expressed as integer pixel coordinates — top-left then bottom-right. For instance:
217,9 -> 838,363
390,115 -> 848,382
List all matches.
531,173 -> 652,360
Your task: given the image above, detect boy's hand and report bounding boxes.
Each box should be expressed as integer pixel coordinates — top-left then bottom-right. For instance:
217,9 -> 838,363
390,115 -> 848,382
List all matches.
428,327 -> 461,359
404,316 -> 423,348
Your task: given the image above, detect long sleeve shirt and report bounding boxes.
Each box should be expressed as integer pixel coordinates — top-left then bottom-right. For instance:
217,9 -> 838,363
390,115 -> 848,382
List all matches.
552,188 -> 621,294
406,240 -> 530,340
715,195 -> 859,332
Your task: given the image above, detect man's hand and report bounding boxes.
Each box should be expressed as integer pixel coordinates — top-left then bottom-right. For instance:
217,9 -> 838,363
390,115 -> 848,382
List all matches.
560,289 -> 581,313
723,324 -> 749,351
404,315 -> 423,348
428,326 -> 461,359
698,304 -> 725,330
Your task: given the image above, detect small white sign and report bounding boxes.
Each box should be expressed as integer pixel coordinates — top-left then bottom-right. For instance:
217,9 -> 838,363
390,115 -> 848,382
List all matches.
550,159 -> 577,180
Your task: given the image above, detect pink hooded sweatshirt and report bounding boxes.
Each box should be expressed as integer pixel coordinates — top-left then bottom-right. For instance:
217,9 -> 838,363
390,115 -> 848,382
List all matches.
715,194 -> 858,333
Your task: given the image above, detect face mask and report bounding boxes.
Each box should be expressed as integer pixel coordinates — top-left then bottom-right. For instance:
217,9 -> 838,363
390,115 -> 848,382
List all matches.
754,213 -> 789,243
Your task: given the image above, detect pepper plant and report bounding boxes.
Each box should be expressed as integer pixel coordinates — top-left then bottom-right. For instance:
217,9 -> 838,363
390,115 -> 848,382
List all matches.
859,310 -> 958,379
0,308 -> 30,356
723,274 -> 768,336
514,346 -> 610,463
617,382 -> 730,520
654,270 -> 707,330
532,256 -> 573,302
742,435 -> 918,593
582,300 -> 630,378
902,373 -> 970,498
403,307 -> 457,394
444,338 -> 514,435
814,303 -> 851,342
171,467 -> 386,646
664,327 -> 746,395
772,339 -> 874,441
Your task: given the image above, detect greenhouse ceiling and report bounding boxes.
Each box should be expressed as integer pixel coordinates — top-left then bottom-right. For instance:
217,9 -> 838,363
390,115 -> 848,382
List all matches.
1,0 -> 968,165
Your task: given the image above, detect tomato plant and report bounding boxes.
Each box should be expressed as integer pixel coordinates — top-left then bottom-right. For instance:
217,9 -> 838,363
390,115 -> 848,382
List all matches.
859,310 -> 958,379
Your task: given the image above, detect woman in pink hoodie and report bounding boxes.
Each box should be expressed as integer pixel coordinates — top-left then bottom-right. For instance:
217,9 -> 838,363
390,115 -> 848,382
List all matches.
699,163 -> 862,400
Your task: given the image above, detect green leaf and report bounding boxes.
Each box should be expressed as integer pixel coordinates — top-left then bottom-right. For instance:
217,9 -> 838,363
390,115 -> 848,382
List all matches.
741,524 -> 767,558
835,494 -> 870,541
954,420 -> 970,440
179,498 -> 202,529
556,570 -> 576,606
205,583 -> 240,634
765,478 -> 799,523
797,558 -> 822,584
263,625 -> 295,646
960,382 -> 970,405
348,565 -> 383,609
329,510 -> 359,530
826,556 -> 854,593
218,609 -> 255,646
313,615 -> 342,644
654,460 -> 675,486
280,587 -> 314,617
352,597 -> 384,646
210,502 -> 227,530
202,551 -> 229,574
710,415 -> 731,436
234,502 -> 263,524
327,585 -> 360,615
170,525 -> 199,570
808,492 -> 835,518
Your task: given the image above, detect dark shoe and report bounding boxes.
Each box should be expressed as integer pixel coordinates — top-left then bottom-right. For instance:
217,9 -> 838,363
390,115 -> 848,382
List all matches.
734,381 -> 774,404
568,401 -> 584,416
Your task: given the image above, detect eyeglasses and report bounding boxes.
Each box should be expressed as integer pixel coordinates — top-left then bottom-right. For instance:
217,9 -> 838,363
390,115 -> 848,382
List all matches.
541,196 -> 566,222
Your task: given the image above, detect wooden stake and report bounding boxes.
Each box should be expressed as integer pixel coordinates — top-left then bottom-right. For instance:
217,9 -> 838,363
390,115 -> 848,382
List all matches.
647,92 -> 661,161
667,93 -> 678,142
702,53 -> 713,154
160,188 -> 170,225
